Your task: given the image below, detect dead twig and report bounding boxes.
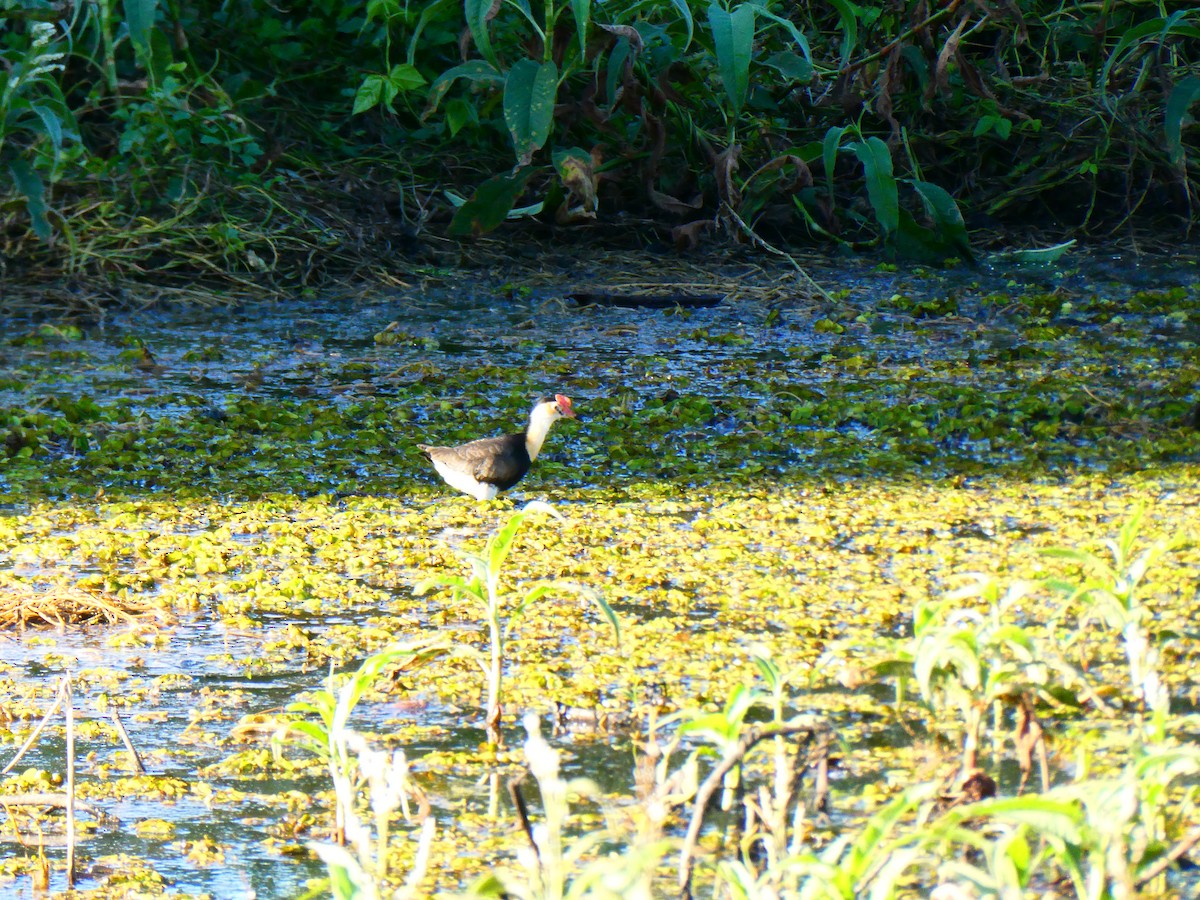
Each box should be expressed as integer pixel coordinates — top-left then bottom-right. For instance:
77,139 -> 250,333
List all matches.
720,204 -> 834,303
507,771 -> 539,864
678,717 -> 828,899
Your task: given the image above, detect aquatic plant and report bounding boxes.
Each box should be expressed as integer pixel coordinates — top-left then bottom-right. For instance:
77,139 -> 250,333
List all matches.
416,501 -> 619,743
309,736 -> 436,900
900,577 -> 1080,790
1044,506 -> 1177,740
273,637 -> 451,845
466,712 -> 670,900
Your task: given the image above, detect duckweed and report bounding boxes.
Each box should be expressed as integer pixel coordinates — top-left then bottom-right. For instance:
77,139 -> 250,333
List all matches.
0,256 -> 1198,896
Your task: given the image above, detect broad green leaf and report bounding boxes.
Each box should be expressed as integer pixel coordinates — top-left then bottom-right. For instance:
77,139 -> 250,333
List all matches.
446,97 -> 476,136
276,719 -> 328,746
910,178 -> 972,261
28,103 -> 64,156
8,159 -> 51,241
707,3 -> 754,114
761,51 -> 812,84
848,137 -> 898,236
938,795 -> 1084,845
448,168 -> 537,235
503,59 -> 558,163
353,74 -> 388,114
465,0 -> 498,66
388,63 -> 426,93
894,205 -> 960,264
605,38 -> 630,106
489,508 -> 531,575
508,583 -> 554,627
309,843 -> 371,900
124,0 -> 158,73
354,65 -> 425,114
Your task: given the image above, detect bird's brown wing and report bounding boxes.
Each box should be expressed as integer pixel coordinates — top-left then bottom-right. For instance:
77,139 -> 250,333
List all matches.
422,434 -> 529,491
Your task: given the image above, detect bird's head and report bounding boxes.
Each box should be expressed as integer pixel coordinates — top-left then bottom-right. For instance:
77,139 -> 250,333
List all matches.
552,394 -> 577,419
530,394 -> 577,430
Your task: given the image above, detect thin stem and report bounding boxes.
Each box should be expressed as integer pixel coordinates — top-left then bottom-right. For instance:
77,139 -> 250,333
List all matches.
64,675 -> 76,888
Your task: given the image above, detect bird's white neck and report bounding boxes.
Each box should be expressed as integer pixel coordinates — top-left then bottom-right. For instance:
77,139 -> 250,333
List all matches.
524,403 -> 559,461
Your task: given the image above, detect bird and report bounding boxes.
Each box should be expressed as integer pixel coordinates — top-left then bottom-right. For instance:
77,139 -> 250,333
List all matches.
418,395 -> 577,500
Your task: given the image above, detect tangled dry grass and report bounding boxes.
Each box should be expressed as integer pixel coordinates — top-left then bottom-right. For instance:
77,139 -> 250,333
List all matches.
0,584 -> 171,630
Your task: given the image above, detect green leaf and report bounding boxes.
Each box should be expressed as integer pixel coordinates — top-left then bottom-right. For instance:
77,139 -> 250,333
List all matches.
707,3 -> 754,114
826,0 -> 860,67
465,0 -> 499,66
448,168 -> 537,236
747,2 -> 811,66
822,125 -> 848,200
761,51 -> 812,84
570,0 -> 590,57
414,573 -> 469,595
353,74 -> 388,114
848,137 -> 898,236
446,97 -> 476,136
1100,12 -> 1200,105
28,103 -> 64,156
489,508 -> 530,575
670,0 -> 695,51
124,0 -> 158,73
1166,76 -> 1200,166
910,179 -> 973,262
388,63 -> 427,93
995,239 -> 1076,266
593,591 -> 621,647
503,59 -> 558,163
7,159 -> 51,241
427,59 -> 503,114
407,0 -> 456,66
354,65 -> 425,114
605,37 -> 631,107
309,843 -> 371,900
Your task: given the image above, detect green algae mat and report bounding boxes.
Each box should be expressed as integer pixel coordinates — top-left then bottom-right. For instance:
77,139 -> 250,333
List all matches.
1,253 -> 1199,898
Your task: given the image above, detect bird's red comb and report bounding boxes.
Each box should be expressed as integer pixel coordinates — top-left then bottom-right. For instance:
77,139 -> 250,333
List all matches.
555,394 -> 576,417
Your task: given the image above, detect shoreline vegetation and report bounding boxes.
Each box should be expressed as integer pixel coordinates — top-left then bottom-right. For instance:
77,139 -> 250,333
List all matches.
1,1 -> 1198,300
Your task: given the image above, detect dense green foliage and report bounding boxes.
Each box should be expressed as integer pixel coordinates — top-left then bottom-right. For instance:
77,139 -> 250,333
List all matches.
1,0 -> 1198,283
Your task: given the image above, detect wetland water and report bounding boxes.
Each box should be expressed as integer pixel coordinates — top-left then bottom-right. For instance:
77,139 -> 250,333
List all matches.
1,251 -> 1199,897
